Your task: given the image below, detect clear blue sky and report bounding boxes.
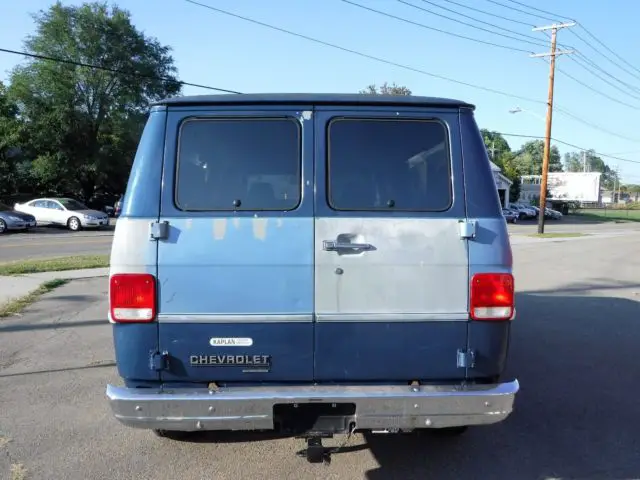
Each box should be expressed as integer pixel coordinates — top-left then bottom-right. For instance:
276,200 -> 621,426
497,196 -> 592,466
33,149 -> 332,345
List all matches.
2,0 -> 640,184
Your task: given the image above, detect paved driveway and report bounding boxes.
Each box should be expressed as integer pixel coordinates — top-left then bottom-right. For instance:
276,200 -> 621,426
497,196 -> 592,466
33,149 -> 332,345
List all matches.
1,235 -> 639,479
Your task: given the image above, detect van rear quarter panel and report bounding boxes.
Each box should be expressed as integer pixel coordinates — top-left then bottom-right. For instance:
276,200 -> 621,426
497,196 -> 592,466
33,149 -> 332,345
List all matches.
109,107 -> 166,386
459,109 -> 513,380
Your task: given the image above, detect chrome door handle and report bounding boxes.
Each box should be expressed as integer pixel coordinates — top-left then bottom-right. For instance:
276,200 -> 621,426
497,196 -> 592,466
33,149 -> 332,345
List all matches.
323,240 -> 373,251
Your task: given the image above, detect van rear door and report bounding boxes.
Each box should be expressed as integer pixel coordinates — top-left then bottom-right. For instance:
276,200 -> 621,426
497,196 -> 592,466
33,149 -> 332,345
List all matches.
313,109 -> 470,382
156,108 -> 315,383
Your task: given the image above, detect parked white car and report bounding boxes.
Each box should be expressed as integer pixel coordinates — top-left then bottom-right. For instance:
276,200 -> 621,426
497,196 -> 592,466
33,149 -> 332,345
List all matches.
14,197 -> 110,231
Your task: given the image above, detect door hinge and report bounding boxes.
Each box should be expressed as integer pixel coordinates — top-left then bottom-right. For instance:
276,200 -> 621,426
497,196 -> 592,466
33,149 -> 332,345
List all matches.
149,350 -> 169,371
457,348 -> 476,369
150,220 -> 169,240
458,219 -> 477,240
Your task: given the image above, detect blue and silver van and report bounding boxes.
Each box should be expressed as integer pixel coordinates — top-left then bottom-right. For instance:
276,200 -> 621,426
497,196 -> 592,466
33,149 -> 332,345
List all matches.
106,94 -> 518,462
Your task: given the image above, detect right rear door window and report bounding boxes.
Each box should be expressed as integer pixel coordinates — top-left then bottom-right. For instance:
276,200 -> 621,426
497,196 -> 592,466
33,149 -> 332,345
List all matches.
327,118 -> 452,212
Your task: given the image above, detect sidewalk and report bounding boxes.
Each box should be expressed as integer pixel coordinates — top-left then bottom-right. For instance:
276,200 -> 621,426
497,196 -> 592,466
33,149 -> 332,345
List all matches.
0,267 -> 109,305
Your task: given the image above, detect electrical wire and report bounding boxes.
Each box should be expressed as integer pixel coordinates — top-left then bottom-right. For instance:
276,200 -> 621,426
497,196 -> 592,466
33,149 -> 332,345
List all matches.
182,0 -> 640,146
568,28 -> 640,84
182,0 -> 544,104
500,0 -> 640,83
0,47 -> 242,94
482,0 -> 566,23
497,132 -> 640,165
564,55 -> 640,102
396,0 -> 548,47
436,0 -> 534,27
341,0 -> 536,53
499,0 -> 574,22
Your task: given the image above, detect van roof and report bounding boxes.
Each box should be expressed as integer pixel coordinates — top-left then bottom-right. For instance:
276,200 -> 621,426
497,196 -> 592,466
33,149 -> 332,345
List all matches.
151,93 -> 475,110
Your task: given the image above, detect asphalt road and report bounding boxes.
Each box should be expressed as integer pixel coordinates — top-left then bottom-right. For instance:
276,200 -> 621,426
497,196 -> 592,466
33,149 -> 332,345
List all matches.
0,216 -> 638,263
1,234 -> 639,479
0,226 -> 114,262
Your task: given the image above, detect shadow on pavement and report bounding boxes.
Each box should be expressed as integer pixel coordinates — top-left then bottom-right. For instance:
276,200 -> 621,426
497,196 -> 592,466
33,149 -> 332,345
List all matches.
0,361 -> 116,378
359,286 -> 640,479
0,318 -> 105,333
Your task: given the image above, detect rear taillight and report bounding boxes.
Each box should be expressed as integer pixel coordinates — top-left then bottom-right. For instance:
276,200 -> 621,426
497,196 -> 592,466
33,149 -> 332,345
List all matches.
109,273 -> 156,323
470,273 -> 514,321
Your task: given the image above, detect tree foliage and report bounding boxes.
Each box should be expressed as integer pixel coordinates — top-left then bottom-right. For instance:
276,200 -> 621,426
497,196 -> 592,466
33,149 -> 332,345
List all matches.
3,1 -> 180,204
563,150 -> 619,190
511,140 -> 563,175
360,82 -> 412,95
480,129 -> 521,201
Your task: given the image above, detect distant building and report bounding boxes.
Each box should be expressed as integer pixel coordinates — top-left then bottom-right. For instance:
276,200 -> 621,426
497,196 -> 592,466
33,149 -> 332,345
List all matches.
490,161 -> 513,208
519,172 -> 602,206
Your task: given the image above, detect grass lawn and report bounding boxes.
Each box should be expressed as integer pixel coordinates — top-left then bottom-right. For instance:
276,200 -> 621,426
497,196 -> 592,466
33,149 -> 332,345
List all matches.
0,279 -> 69,318
0,254 -> 109,276
575,209 -> 640,222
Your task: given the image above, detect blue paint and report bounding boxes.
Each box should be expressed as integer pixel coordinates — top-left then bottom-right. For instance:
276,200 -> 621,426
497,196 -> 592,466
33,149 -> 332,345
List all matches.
112,324 -> 160,383
153,93 -> 474,110
467,322 -> 511,380
314,322 -> 468,381
110,95 -> 514,389
158,323 -> 314,382
120,108 -> 166,219
156,217 -> 313,315
459,110 -> 504,219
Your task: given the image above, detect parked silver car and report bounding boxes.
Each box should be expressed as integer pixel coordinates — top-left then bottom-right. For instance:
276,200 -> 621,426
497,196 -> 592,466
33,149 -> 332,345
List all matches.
14,197 -> 110,231
0,202 -> 37,234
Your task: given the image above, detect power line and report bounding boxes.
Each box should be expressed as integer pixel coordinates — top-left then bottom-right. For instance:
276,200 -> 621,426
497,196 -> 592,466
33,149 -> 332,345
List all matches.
341,0 -> 536,53
182,0 -> 544,104
554,105 -> 640,144
564,55 -> 640,102
568,28 -> 640,85
182,0 -> 640,146
498,132 -> 640,165
0,47 -> 242,94
571,51 -> 640,96
499,0 -> 573,22
397,0 -> 548,47
436,0 -> 534,27
577,24 -> 640,77
483,0 -> 568,23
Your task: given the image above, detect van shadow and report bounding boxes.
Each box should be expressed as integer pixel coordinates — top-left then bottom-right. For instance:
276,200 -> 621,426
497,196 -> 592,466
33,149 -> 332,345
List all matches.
358,285 -> 640,479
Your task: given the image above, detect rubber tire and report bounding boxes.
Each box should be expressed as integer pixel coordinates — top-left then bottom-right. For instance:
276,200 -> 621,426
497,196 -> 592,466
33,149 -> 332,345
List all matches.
152,430 -> 194,440
0,219 -> 6,234
67,216 -> 81,231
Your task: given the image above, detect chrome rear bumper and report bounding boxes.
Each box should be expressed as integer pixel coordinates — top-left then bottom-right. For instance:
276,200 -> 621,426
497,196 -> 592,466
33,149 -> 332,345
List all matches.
106,380 -> 519,432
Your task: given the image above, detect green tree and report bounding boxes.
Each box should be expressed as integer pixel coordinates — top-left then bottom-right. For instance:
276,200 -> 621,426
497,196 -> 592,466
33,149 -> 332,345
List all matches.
479,129 -> 521,201
0,81 -> 25,198
512,140 -> 563,175
8,1 -> 181,201
563,150 -> 618,190
360,82 -> 412,95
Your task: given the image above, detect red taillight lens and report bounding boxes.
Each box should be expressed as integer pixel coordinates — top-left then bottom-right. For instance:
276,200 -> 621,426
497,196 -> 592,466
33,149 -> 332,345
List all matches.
470,273 -> 514,321
109,273 -> 156,323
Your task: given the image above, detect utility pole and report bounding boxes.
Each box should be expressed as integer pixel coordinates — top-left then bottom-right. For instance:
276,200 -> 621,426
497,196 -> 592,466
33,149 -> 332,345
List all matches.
582,150 -> 587,172
531,22 -> 575,234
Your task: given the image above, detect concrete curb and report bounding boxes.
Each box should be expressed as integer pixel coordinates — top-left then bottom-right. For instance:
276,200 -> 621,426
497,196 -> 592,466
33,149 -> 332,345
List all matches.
0,268 -> 109,307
